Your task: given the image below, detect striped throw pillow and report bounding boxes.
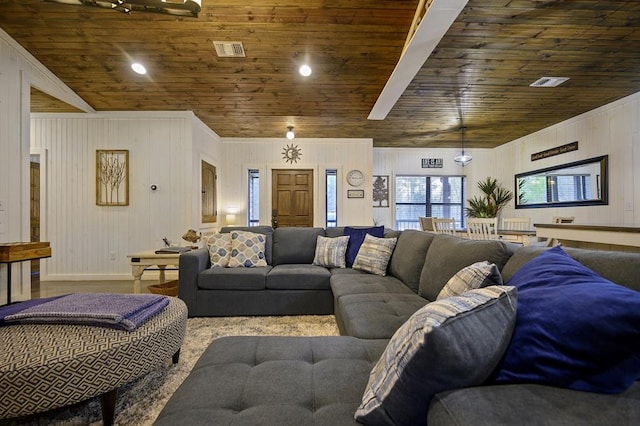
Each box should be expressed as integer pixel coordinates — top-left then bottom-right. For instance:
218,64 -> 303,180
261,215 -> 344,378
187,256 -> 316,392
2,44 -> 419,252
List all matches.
437,261 -> 503,300
352,234 -> 397,276
312,235 -> 350,268
355,286 -> 517,426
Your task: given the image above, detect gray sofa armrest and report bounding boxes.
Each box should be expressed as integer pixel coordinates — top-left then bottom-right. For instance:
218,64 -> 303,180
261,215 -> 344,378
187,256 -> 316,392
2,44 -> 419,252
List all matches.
179,248 -> 210,316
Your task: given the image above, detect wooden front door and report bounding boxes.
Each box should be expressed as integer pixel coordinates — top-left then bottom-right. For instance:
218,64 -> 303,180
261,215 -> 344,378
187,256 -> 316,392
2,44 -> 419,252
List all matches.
272,169 -> 313,228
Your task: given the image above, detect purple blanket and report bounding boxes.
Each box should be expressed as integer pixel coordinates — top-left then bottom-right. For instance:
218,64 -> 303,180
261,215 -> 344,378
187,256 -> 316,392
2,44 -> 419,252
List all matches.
0,293 -> 169,331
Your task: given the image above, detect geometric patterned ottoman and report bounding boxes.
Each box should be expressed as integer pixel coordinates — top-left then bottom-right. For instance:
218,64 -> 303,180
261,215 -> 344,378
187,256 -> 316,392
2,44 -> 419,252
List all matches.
0,296 -> 187,425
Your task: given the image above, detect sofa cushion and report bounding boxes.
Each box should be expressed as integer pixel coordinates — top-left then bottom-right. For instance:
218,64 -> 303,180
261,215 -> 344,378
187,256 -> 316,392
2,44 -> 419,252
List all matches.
324,227 -> 346,238
494,245 -> 640,394
344,226 -> 385,267
428,382 -> 640,426
228,230 -> 268,267
330,273 -> 414,299
502,245 -> 640,291
355,286 -> 517,426
353,234 -> 397,276
437,261 -> 503,300
155,336 -> 388,426
312,235 -> 350,268
419,234 -> 514,301
336,293 -> 429,340
272,227 -> 326,266
388,230 -> 435,293
266,265 -> 331,290
197,266 -> 272,290
221,226 -> 273,265
205,233 -> 232,268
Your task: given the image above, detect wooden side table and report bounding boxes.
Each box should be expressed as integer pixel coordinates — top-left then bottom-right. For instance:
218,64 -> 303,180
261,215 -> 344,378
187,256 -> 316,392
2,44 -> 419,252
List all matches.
127,250 -> 184,294
0,242 -> 52,305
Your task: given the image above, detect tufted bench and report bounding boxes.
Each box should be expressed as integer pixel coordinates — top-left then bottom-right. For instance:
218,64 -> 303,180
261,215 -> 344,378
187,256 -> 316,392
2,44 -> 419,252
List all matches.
0,296 -> 187,425
155,335 -> 388,426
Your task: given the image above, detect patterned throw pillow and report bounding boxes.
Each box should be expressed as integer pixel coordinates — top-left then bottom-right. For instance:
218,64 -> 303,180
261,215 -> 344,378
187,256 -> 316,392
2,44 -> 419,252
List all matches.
352,234 -> 397,276
437,261 -> 503,300
206,233 -> 232,268
312,235 -> 350,268
355,286 -> 517,426
228,231 -> 267,268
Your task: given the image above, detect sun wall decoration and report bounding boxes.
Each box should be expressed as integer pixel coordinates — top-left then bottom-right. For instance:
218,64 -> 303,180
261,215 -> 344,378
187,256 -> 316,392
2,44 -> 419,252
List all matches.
282,144 -> 302,164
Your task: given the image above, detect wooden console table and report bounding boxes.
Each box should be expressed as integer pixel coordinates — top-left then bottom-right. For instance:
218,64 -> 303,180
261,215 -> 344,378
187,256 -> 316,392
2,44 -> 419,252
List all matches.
535,223 -> 640,248
0,242 -> 52,305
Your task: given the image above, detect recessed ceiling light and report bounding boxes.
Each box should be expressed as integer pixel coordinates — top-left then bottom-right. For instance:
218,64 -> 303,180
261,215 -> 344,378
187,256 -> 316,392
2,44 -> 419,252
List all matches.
299,64 -> 312,77
131,63 -> 147,75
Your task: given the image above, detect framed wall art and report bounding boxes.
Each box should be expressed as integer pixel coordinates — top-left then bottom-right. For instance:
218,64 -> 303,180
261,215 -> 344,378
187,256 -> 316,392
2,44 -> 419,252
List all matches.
96,149 -> 129,206
373,175 -> 389,207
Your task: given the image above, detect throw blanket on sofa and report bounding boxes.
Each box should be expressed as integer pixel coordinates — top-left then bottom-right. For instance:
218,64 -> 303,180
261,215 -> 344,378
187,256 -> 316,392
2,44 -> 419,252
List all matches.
0,293 -> 169,331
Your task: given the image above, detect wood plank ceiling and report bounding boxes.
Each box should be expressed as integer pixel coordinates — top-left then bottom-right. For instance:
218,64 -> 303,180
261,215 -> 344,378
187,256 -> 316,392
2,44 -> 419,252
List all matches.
2,0 -> 640,148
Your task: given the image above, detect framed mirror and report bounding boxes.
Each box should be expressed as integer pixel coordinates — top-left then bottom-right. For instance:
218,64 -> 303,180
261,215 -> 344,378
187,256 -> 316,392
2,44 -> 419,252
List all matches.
515,155 -> 608,209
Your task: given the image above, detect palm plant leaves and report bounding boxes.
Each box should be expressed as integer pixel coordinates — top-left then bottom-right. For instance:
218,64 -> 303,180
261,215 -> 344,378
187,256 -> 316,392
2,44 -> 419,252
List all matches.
466,177 -> 513,218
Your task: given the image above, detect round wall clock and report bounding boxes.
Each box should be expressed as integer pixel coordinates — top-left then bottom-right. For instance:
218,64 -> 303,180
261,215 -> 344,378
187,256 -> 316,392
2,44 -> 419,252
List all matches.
346,169 -> 365,187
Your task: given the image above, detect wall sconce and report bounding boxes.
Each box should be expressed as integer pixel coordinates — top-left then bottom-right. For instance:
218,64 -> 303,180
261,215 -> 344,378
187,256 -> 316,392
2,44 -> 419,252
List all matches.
286,126 -> 295,140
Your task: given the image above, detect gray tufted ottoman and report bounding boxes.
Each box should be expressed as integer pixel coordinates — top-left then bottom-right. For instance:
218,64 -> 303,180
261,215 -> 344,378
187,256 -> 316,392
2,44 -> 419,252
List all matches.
0,296 -> 187,425
155,335 -> 388,426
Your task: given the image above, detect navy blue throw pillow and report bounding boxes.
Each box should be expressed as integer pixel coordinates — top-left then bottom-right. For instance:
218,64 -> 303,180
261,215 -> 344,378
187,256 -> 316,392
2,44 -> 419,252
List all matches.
493,245 -> 640,393
343,226 -> 384,267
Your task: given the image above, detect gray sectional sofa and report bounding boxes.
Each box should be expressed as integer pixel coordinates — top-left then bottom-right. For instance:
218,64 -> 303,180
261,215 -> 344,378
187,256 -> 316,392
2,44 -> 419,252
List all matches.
178,225 -> 400,317
160,227 -> 640,426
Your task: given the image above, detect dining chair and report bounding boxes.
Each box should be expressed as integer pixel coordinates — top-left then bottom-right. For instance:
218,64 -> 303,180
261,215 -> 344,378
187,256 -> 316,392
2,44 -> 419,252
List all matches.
466,217 -> 498,240
542,216 -> 576,246
419,216 -> 436,232
433,218 -> 456,234
501,217 -> 530,231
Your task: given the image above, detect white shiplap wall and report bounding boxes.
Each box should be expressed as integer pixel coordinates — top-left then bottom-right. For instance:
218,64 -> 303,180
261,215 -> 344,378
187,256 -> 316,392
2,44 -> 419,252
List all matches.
372,147 -> 497,228
30,112 -> 220,282
191,115 -> 223,233
493,91 -> 640,227
1,28 -> 93,302
220,138 -> 374,227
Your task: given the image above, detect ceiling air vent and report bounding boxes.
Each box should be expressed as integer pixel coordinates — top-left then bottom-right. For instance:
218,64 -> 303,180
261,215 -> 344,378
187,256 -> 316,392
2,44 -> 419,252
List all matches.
529,77 -> 569,88
213,41 -> 245,58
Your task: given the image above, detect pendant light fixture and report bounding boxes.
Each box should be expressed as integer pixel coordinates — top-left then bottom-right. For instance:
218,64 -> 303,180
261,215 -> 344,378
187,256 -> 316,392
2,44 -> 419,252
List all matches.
453,126 -> 472,167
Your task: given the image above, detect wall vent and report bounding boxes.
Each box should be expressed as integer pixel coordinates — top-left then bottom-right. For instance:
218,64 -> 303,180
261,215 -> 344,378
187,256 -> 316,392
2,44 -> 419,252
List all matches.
213,41 -> 245,57
530,77 -> 569,87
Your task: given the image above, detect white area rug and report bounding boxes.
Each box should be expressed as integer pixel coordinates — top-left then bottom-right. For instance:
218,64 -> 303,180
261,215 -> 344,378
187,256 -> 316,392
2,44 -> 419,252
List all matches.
2,316 -> 339,426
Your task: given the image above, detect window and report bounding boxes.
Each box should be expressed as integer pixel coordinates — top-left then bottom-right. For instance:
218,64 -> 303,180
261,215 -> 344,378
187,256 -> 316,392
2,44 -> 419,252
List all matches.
326,169 -> 337,227
248,169 -> 259,226
395,176 -> 465,231
519,174 -> 591,205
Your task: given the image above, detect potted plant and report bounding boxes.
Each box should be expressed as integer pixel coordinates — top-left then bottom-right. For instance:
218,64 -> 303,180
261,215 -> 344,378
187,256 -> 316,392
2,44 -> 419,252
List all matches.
466,177 -> 514,218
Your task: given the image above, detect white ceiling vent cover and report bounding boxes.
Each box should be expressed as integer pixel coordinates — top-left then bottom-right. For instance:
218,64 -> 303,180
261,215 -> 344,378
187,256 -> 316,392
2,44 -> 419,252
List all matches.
213,41 -> 245,57
530,77 -> 569,88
